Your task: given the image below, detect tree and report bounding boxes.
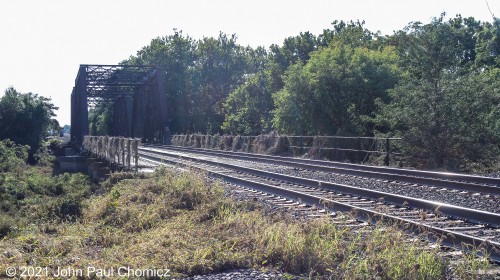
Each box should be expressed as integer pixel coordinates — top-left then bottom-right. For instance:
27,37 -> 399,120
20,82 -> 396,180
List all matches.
62,125 -> 71,135
319,20 -> 378,49
125,31 -> 262,134
448,15 -> 483,67
270,31 -> 319,71
222,62 -> 281,135
193,33 -> 252,133
401,15 -> 462,82
378,15 -> 500,170
0,139 -> 29,172
273,42 -> 400,136
381,70 -> 500,170
89,103 -> 113,136
0,87 -> 58,161
127,30 -> 197,133
475,17 -> 500,68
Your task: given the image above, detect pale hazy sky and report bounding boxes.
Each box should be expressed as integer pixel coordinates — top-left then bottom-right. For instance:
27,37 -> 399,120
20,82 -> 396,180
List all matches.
0,0 -> 498,125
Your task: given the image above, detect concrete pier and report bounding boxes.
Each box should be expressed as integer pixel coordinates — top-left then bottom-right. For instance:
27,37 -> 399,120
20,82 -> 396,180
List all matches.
57,148 -> 110,182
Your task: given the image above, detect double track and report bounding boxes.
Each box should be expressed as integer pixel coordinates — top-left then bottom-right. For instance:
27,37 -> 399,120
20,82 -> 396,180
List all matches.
150,144 -> 500,195
138,145 -> 500,262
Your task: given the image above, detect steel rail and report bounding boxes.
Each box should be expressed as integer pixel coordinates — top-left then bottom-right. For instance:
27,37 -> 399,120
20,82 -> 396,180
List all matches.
139,146 -> 500,227
138,150 -> 500,263
148,144 -> 500,195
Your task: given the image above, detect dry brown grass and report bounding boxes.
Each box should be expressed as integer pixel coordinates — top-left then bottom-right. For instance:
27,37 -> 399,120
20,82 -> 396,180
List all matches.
0,166 -> 492,279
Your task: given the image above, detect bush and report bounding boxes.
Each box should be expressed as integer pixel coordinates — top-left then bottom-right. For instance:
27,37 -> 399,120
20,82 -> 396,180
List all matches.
48,173 -> 92,220
34,139 -> 65,165
0,139 -> 29,172
0,163 -> 92,221
0,215 -> 14,238
47,139 -> 66,156
380,71 -> 500,171
100,172 -> 143,192
0,87 -> 58,162
55,196 -> 83,220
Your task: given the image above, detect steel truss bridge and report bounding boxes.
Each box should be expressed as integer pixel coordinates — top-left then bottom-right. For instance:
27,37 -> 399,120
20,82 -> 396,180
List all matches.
71,64 -> 170,144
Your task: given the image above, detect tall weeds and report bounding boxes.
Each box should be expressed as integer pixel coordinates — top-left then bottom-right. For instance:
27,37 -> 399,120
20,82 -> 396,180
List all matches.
0,166 -> 492,279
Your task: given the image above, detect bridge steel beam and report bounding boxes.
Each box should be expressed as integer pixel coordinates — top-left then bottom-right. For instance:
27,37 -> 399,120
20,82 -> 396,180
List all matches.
125,95 -> 133,138
156,67 -> 170,144
76,65 -> 88,145
70,88 -> 76,142
70,64 -> 170,146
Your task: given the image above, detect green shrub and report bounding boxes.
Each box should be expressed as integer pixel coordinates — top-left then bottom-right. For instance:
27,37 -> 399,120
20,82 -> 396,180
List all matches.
0,162 -> 91,222
101,172 -> 142,191
0,139 -> 29,172
34,139 -> 66,165
47,139 -> 65,156
41,174 -> 92,221
0,215 -> 14,238
56,197 -> 83,220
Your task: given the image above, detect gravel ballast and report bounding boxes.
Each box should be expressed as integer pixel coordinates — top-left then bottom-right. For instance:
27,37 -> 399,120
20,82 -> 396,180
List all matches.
163,151 -> 500,213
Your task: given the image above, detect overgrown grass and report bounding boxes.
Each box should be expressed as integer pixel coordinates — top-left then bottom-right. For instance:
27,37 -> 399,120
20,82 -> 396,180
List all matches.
0,162 -> 494,279
0,140 -> 93,230
0,167 -> 92,221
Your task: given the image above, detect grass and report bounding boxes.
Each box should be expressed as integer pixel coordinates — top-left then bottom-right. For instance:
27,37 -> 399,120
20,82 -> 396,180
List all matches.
0,160 -> 495,279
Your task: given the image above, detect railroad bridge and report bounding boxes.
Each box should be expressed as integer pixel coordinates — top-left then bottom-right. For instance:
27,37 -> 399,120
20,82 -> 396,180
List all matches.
70,64 -> 170,145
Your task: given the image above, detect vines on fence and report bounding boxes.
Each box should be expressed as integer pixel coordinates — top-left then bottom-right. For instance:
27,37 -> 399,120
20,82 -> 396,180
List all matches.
83,136 -> 140,170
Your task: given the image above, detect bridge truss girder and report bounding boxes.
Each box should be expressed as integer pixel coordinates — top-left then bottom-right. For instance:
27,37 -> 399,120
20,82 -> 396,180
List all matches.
71,64 -> 170,145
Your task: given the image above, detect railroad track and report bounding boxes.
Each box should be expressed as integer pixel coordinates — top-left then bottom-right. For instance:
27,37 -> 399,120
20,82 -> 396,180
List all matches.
144,144 -> 500,195
138,146 -> 500,262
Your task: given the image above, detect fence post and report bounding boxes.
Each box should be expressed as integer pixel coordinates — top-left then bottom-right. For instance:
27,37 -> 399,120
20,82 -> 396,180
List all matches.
358,137 -> 361,162
126,139 -> 131,169
134,139 -> 140,172
300,136 -> 304,155
120,138 -> 125,166
384,137 -> 390,166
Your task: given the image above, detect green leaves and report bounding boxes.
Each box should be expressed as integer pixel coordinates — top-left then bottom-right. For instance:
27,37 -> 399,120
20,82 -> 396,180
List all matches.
222,74 -> 272,135
378,14 -> 500,170
194,33 -> 250,134
112,15 -> 499,171
125,31 -> 265,134
0,87 -> 57,161
273,43 -> 400,136
474,17 -> 500,68
0,140 -> 29,173
383,70 -> 500,170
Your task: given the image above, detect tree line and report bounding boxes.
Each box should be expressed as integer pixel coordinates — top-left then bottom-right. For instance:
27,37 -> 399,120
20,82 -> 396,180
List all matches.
0,87 -> 59,162
92,14 -> 499,171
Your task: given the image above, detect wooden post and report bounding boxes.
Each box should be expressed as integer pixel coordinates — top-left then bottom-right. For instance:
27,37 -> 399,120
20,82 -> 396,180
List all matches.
120,138 -> 125,166
134,139 -> 140,172
126,139 -> 131,169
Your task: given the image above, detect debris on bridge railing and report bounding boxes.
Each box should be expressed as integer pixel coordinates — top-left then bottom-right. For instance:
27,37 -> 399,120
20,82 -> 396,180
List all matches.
83,136 -> 141,171
171,132 -> 402,166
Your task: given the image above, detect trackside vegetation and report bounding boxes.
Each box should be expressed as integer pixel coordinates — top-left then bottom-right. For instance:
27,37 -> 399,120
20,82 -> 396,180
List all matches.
0,10 -> 498,280
0,142 -> 492,279
93,14 -> 498,172
0,88 -> 59,162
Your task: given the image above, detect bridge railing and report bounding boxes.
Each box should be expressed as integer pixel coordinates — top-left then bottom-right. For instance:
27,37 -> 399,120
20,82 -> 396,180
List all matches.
171,133 -> 402,166
83,136 -> 140,171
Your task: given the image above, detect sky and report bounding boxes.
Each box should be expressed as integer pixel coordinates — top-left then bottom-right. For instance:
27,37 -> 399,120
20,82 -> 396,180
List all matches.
0,0 -> 498,126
